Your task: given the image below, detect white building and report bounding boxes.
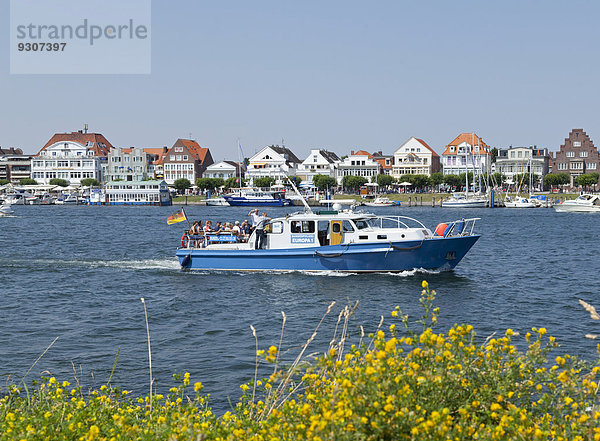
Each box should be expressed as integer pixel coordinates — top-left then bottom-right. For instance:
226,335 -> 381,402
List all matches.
441,133 -> 492,176
246,145 -> 301,184
393,137 -> 441,177
204,161 -> 243,180
336,150 -> 381,185
31,141 -> 104,185
105,147 -> 156,182
495,146 -> 550,184
296,149 -> 340,182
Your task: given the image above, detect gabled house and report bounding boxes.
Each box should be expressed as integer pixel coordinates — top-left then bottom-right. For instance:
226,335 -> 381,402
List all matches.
441,133 -> 492,175
552,129 -> 600,186
204,161 -> 245,180
31,128 -> 113,185
372,151 -> 395,175
393,137 -> 440,178
296,149 -> 340,182
162,139 -> 214,185
336,150 -> 381,185
246,145 -> 301,184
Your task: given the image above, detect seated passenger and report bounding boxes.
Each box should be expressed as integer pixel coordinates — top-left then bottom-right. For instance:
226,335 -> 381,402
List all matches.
203,220 -> 214,233
232,221 -> 241,236
240,220 -> 250,236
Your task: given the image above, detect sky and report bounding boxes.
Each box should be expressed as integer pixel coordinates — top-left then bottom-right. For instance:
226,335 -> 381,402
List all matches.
2,0 -> 600,161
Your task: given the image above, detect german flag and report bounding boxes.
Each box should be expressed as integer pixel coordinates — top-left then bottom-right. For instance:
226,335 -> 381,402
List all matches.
167,208 -> 187,225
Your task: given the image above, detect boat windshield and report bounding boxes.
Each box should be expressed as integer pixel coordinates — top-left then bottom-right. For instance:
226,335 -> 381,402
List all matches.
354,218 -> 378,230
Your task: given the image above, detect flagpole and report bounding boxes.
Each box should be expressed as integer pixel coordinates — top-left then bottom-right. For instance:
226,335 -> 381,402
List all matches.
182,207 -> 191,229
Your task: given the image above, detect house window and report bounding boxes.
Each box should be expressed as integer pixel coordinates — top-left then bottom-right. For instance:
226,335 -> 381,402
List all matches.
571,162 -> 583,170
176,155 -> 182,161
170,155 -> 175,160
183,155 -> 188,160
518,151 -> 522,158
175,147 -> 183,152
580,151 -> 588,158
566,151 -> 574,157
510,151 -> 515,158
573,141 -> 581,147
588,162 -> 597,170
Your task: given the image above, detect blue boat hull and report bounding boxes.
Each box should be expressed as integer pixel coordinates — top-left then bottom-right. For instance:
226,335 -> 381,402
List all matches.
222,196 -> 292,206
176,235 -> 479,272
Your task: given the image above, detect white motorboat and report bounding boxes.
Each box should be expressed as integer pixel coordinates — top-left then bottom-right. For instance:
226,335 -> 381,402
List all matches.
504,196 -> 536,208
442,193 -> 487,208
553,194 -> 600,213
0,203 -> 14,215
55,193 -> 78,205
4,193 -> 29,205
26,195 -> 40,205
364,197 -> 398,207
205,197 -> 230,206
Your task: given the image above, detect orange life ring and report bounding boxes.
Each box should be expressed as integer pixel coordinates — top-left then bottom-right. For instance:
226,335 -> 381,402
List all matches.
181,233 -> 189,248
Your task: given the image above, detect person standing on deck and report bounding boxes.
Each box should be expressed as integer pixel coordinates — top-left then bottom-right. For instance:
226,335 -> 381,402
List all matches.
249,209 -> 269,249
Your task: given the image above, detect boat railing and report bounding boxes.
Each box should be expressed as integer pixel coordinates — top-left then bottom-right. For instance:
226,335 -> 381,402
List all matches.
375,215 -> 428,230
182,230 -> 250,249
440,218 -> 480,237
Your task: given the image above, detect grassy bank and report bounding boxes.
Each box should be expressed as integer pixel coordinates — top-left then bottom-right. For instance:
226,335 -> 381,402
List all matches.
2,283 -> 600,440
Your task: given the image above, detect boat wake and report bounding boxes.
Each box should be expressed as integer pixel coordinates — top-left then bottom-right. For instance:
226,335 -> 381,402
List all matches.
2,257 -> 181,271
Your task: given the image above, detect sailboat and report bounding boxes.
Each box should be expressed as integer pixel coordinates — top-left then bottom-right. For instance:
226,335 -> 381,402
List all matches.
442,134 -> 487,208
504,156 -> 536,208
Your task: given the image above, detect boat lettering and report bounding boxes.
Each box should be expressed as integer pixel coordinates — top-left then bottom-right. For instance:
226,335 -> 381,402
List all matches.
291,234 -> 315,244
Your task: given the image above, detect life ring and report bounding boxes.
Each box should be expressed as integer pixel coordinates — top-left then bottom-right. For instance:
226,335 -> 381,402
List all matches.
181,233 -> 189,248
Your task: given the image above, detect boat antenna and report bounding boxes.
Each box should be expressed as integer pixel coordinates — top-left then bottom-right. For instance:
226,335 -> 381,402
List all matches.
281,170 -> 312,213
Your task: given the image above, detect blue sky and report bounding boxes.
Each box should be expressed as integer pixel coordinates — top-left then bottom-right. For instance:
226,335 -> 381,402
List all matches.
2,0 -> 600,160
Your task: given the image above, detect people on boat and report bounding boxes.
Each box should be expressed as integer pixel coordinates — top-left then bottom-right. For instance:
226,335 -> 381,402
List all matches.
240,219 -> 250,237
203,220 -> 214,233
249,210 -> 270,249
232,221 -> 241,236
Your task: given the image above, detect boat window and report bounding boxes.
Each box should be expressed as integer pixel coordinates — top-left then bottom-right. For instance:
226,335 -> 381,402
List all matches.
291,220 -> 315,233
354,219 -> 375,230
270,221 -> 283,234
342,221 -> 354,232
332,223 -> 341,233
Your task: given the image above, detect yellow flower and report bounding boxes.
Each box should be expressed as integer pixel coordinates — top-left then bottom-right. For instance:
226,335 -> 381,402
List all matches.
194,382 -> 203,392
422,280 -> 428,289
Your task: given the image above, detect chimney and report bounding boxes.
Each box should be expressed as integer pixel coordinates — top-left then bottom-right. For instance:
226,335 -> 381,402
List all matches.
83,124 -> 88,134
162,146 -> 168,153
351,150 -> 355,155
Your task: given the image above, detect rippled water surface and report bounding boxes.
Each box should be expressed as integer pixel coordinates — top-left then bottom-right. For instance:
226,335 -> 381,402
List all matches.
1,204 -> 599,412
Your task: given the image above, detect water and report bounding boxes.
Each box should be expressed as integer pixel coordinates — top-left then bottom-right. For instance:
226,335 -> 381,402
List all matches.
1,204 -> 599,412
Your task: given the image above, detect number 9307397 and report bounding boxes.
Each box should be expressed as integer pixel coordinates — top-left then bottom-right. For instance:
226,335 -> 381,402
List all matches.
17,42 -> 66,51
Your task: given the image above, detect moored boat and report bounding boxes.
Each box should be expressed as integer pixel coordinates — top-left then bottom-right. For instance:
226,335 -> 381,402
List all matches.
176,208 -> 480,272
441,193 -> 487,208
553,194 -> 600,213
205,197 -> 230,206
363,196 -> 399,207
222,188 -> 292,206
504,196 -> 536,208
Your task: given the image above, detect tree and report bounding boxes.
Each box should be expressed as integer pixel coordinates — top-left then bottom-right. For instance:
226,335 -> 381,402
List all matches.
253,177 -> 276,188
196,177 -> 224,191
49,178 -> 68,187
575,172 -> 600,190
19,178 -> 37,185
225,177 -> 247,189
430,173 -> 444,189
80,178 -> 100,187
342,175 -> 367,191
411,174 -> 431,190
313,174 -> 337,190
0,179 -> 9,186
443,174 -> 462,189
173,178 -> 191,193
375,174 -> 395,188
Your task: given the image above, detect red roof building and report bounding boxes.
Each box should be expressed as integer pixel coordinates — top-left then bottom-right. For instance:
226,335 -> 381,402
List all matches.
441,132 -> 492,175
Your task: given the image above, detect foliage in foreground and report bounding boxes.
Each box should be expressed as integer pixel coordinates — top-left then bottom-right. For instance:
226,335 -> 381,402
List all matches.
2,283 -> 600,440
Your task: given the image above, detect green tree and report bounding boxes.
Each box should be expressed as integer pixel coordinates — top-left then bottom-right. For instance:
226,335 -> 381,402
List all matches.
375,174 -> 395,188
313,174 -> 337,190
80,178 -> 100,187
225,177 -> 247,189
0,179 -> 9,186
443,174 -> 462,189
49,178 -> 68,187
195,178 -> 223,190
253,177 -> 276,188
173,178 -> 192,193
19,178 -> 37,185
575,172 -> 599,190
430,172 -> 444,189
410,174 -> 431,190
342,175 -> 367,191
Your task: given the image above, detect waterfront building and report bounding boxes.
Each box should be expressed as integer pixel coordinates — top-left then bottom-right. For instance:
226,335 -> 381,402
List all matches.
246,145 -> 301,185
441,133 -> 492,176
392,137 -> 440,177
105,147 -> 157,182
336,150 -> 381,185
372,151 -> 394,176
552,129 -> 600,186
31,129 -> 112,185
0,147 -> 32,183
104,179 -> 171,205
204,161 -> 244,180
162,139 -> 214,185
495,146 -> 550,185
296,149 -> 340,182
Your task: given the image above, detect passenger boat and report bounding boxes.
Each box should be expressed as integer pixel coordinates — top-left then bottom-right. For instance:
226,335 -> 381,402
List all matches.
222,188 -> 292,206
553,193 -> 600,213
363,196 -> 399,207
176,206 -> 480,272
205,197 -> 230,206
